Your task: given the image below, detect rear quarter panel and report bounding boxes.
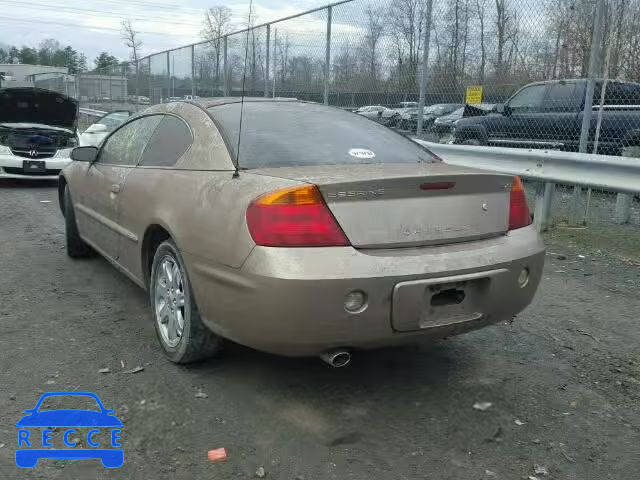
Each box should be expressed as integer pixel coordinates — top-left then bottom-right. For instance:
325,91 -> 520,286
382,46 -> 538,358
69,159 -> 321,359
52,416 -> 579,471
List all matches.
121,169 -> 301,279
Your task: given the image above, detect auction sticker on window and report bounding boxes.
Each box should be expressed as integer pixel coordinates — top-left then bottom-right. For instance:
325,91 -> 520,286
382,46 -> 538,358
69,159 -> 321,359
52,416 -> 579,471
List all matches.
348,148 -> 376,159
15,391 -> 123,469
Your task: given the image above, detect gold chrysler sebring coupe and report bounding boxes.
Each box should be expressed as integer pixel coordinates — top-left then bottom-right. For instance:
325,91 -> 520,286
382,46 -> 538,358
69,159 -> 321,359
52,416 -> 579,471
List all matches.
59,98 -> 544,367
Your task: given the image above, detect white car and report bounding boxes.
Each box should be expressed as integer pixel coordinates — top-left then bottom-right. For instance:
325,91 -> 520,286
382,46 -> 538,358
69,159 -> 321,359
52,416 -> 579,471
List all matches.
355,105 -> 396,121
79,111 -> 131,147
0,88 -> 79,180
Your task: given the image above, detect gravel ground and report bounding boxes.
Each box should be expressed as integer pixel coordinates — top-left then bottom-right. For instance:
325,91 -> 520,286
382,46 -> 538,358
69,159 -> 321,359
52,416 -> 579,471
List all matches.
1,180 -> 639,480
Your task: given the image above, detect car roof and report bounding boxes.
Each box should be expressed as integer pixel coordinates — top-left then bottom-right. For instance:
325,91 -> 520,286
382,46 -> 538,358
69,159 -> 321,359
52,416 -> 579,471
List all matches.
523,78 -> 640,87
185,96 -> 299,109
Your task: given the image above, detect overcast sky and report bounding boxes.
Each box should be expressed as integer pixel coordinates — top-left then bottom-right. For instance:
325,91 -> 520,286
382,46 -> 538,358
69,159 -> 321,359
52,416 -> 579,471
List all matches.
0,0 -> 336,67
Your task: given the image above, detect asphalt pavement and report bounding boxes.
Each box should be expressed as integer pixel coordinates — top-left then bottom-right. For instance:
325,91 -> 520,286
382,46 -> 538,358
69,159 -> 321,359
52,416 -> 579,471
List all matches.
1,180 -> 639,479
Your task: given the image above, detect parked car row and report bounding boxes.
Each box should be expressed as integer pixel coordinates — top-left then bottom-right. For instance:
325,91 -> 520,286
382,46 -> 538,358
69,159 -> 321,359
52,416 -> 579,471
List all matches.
352,79 -> 640,155
355,103 -> 467,132
128,95 -> 150,105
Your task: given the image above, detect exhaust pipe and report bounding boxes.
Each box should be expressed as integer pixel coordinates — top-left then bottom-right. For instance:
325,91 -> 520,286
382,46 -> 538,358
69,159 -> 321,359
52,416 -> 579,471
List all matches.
320,349 -> 352,368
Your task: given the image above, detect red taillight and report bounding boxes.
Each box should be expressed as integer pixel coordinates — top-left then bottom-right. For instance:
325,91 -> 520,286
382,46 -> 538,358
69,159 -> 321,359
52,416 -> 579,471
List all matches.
508,176 -> 532,230
246,185 -> 350,247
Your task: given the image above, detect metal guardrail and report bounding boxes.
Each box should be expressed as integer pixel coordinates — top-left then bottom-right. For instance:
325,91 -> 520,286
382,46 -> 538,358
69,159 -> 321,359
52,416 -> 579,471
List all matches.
79,107 -> 108,117
415,140 -> 640,194
414,139 -> 640,231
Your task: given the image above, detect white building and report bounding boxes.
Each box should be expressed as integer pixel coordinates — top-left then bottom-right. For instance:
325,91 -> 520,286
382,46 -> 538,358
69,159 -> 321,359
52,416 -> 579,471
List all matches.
0,64 -> 68,88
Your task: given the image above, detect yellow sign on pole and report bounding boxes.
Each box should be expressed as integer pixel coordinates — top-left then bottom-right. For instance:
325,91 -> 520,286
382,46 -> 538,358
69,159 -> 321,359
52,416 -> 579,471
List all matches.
465,86 -> 483,105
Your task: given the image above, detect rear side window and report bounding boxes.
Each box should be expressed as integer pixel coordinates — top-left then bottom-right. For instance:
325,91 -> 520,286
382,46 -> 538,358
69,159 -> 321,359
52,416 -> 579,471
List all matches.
543,83 -> 581,111
139,115 -> 192,167
208,102 -> 437,169
599,82 -> 640,105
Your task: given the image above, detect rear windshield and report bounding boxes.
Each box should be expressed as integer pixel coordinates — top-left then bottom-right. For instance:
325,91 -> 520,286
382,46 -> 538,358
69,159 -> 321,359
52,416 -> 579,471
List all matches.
208,102 -> 437,169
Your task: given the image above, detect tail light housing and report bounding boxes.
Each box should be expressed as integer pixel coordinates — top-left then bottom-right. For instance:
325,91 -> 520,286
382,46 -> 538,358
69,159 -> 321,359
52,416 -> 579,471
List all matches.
246,185 -> 350,247
508,176 -> 532,230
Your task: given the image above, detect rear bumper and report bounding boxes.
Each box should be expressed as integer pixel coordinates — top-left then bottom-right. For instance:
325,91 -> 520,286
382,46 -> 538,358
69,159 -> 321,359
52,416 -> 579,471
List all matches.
186,225 -> 545,356
0,154 -> 69,180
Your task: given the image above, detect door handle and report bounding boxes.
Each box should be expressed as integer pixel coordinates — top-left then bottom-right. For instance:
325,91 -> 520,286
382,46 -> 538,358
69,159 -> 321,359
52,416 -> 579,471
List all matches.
110,184 -> 121,194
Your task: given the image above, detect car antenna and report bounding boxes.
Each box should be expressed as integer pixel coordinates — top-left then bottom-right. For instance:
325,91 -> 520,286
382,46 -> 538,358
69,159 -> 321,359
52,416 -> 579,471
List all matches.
233,0 -> 254,179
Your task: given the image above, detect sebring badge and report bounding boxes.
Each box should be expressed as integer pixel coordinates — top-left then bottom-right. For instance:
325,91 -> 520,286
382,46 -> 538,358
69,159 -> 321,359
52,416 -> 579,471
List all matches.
348,148 -> 375,159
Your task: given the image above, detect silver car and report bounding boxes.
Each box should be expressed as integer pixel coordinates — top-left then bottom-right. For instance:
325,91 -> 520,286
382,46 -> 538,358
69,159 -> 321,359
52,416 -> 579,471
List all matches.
60,99 -> 544,366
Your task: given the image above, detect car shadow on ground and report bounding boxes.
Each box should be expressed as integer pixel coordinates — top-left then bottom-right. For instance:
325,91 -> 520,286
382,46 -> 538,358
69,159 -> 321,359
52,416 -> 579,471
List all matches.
191,338 -> 469,398
180,340 -> 478,449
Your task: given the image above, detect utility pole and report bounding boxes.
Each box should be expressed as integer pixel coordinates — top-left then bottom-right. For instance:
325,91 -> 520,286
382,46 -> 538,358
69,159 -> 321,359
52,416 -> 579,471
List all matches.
417,0 -> 434,135
569,0 -> 605,225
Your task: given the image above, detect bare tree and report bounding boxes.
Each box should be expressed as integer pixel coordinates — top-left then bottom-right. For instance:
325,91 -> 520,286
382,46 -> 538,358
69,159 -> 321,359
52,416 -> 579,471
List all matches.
201,6 -> 233,92
494,0 -> 516,81
277,34 -> 291,89
362,6 -> 386,87
389,0 -> 423,85
475,0 -> 488,82
460,0 -> 470,80
494,0 -> 508,79
121,20 -> 143,96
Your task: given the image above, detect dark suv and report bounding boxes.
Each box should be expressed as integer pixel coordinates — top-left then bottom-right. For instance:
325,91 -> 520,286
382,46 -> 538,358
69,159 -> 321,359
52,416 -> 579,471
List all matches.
453,79 -> 640,156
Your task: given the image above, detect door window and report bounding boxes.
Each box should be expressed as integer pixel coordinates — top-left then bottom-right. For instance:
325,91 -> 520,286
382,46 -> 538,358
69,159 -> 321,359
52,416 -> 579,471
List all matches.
508,84 -> 547,113
98,115 -> 163,166
598,81 -> 640,105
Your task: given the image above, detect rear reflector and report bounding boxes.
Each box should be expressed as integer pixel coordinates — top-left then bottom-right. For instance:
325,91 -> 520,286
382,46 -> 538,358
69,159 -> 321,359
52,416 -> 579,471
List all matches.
246,185 -> 350,247
508,176 -> 532,230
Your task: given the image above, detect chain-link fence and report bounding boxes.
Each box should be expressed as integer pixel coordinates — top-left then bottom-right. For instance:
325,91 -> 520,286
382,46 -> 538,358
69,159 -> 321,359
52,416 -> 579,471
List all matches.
126,0 -> 640,152
19,0 -> 640,236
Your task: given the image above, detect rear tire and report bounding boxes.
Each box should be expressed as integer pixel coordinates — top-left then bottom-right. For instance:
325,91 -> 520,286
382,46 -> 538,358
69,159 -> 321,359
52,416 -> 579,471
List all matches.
64,186 -> 94,258
150,239 -> 221,363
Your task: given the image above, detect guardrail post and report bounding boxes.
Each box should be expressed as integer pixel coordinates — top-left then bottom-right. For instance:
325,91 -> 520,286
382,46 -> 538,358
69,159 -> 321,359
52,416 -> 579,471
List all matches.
265,25 -> 270,97
323,5 -> 332,106
416,0 -> 433,135
534,182 -> 555,232
615,194 -> 632,224
223,36 -> 229,97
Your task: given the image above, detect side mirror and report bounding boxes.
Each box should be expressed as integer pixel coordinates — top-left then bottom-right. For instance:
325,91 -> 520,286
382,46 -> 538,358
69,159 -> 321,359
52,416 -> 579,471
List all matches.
71,146 -> 99,163
85,123 -> 107,133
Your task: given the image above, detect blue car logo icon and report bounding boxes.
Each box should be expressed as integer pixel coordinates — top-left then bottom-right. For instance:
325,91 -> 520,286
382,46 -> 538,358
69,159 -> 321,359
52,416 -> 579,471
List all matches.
16,391 -> 123,468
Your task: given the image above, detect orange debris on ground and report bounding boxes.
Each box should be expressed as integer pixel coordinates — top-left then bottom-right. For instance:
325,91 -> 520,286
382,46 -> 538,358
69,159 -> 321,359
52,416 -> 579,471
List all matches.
207,448 -> 228,463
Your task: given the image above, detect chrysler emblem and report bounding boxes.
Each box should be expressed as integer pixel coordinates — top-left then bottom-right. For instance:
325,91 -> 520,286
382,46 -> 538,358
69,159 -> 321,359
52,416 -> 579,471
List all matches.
481,202 -> 488,212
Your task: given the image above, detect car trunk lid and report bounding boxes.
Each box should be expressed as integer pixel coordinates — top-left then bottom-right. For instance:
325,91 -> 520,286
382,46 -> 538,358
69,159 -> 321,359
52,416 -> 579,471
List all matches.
251,163 -> 513,248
